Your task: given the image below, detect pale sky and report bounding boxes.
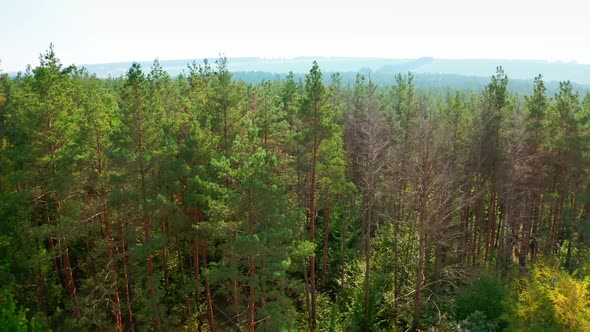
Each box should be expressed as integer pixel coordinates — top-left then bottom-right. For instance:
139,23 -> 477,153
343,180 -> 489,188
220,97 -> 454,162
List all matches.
1,0 -> 589,72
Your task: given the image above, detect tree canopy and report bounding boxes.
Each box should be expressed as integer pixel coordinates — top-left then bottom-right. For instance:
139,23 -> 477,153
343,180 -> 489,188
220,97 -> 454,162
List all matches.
1,47 -> 590,331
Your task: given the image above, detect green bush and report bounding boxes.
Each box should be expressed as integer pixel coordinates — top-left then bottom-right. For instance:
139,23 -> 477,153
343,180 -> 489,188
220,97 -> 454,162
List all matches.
0,290 -> 31,332
455,271 -> 507,330
503,262 -> 590,331
456,311 -> 498,332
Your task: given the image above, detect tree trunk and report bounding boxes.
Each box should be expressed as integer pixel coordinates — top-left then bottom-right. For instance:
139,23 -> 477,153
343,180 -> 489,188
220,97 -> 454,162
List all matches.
177,246 -> 196,332
411,227 -> 426,331
364,196 -> 373,331
248,192 -> 256,332
484,177 -> 496,261
191,208 -> 203,332
117,216 -> 134,331
103,202 -> 124,332
44,204 -> 62,286
393,215 -> 399,311
203,247 -> 216,332
519,190 -> 535,268
309,144 -> 319,331
460,181 -> 471,263
473,181 -> 485,264
321,201 -> 331,285
54,199 -> 80,320
144,211 -> 161,331
302,258 -> 311,325
232,261 -> 240,324
340,199 -> 349,297
161,217 -> 169,301
61,241 -> 80,320
412,168 -> 428,331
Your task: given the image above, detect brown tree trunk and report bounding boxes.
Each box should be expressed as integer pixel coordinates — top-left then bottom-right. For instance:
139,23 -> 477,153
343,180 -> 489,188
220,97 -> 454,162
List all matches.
460,180 -> 472,264
393,216 -> 399,311
36,268 -> 48,314
117,216 -> 134,331
530,194 -> 543,263
144,212 -> 161,331
177,246 -> 196,332
554,196 -> 563,252
309,144 -> 319,331
321,201 -> 331,285
484,177 -> 496,261
44,204 -> 62,285
61,241 -> 80,320
545,174 -> 558,254
411,226 -> 426,331
393,183 -> 404,312
496,199 -> 509,275
54,200 -> 80,320
248,257 -> 256,332
232,264 -> 239,324
412,152 -> 429,331
191,208 -> 203,331
340,198 -> 349,297
202,244 -> 216,332
364,196 -> 373,331
302,259 -> 311,324
473,181 -> 485,264
248,192 -> 256,332
519,191 -> 535,268
103,202 -> 123,331
161,217 -> 169,299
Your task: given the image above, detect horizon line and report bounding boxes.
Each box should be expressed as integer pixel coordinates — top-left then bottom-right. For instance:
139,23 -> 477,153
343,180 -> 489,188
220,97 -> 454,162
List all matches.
3,55 -> 587,73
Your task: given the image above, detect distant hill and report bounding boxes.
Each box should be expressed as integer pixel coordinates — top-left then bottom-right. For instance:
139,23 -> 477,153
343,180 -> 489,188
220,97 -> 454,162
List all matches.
77,57 -> 590,82
11,57 -> 590,94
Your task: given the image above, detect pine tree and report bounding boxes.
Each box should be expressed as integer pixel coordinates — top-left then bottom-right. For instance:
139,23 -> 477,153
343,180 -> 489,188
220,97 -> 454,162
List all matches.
3,46 -> 83,323
294,62 -> 342,330
111,62 -> 163,330
346,74 -> 390,329
71,69 -> 124,330
481,67 -> 508,263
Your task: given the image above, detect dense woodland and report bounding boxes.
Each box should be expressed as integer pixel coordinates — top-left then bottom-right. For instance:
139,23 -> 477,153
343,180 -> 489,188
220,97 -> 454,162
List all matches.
1,46 -> 590,331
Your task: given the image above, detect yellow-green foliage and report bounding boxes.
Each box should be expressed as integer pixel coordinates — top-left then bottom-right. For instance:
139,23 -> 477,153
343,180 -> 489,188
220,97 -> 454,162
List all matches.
504,262 -> 590,331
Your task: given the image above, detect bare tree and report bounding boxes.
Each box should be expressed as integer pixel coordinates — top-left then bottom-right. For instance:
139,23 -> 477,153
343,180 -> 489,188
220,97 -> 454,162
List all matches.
345,76 -> 391,330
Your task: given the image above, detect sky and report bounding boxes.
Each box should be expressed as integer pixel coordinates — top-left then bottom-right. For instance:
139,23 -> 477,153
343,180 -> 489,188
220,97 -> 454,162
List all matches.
1,0 -> 589,72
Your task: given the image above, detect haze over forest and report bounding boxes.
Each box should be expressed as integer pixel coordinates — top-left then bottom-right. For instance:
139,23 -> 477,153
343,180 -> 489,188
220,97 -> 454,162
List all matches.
76,56 -> 590,83
8,56 -> 590,92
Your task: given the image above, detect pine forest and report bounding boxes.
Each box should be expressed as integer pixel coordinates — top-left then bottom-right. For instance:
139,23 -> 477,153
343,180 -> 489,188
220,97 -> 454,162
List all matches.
1,46 -> 590,331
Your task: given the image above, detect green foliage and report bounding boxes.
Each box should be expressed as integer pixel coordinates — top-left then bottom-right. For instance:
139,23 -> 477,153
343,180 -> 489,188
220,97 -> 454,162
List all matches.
455,271 -> 507,328
316,292 -> 346,332
3,46 -> 590,331
455,311 -> 498,332
0,290 -> 43,332
0,291 -> 28,332
504,262 -> 590,331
